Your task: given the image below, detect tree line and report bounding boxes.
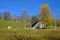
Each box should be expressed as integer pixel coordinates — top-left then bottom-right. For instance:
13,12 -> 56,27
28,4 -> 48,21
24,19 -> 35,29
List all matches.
0,4 -> 60,27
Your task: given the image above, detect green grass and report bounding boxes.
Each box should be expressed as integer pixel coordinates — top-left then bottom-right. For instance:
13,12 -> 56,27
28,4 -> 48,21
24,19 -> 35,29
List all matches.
0,20 -> 31,29
0,29 -> 59,40
0,20 -> 60,40
0,20 -> 59,30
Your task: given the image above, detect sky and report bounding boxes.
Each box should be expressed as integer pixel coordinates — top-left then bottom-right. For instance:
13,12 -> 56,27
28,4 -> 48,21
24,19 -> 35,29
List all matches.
0,0 -> 60,19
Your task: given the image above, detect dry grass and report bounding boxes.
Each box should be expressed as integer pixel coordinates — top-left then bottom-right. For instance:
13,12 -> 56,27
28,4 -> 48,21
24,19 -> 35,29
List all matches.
0,29 -> 59,40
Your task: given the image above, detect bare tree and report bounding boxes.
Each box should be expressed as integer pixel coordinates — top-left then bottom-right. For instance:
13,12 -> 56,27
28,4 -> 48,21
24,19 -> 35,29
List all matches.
13,14 -> 17,21
0,12 -> 2,19
3,12 -> 11,20
17,16 -> 20,21
20,9 -> 28,28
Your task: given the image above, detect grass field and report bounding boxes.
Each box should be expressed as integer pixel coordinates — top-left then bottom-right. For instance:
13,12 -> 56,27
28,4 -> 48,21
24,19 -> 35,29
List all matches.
0,20 -> 31,29
0,29 -> 59,40
0,20 -> 60,40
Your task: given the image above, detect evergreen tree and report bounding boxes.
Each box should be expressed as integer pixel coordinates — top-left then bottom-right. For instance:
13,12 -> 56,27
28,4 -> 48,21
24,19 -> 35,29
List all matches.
31,16 -> 38,24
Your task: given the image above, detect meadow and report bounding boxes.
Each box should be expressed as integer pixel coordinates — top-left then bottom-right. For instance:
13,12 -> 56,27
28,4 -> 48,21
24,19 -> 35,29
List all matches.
0,20 -> 59,40
0,29 -> 59,40
0,20 -> 31,29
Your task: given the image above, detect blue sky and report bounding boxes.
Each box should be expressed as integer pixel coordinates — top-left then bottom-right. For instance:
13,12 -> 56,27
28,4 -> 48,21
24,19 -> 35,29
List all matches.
0,0 -> 60,19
